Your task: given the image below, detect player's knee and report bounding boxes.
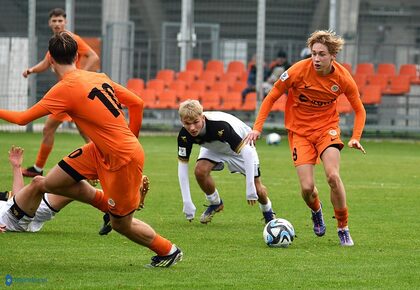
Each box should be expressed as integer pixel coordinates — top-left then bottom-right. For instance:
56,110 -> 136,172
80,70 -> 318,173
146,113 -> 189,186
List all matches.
326,172 -> 341,189
301,183 -> 315,196
31,176 -> 47,194
194,165 -> 209,180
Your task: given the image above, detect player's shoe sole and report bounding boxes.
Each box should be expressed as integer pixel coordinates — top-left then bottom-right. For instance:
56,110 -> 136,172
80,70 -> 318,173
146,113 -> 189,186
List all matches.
21,166 -> 43,178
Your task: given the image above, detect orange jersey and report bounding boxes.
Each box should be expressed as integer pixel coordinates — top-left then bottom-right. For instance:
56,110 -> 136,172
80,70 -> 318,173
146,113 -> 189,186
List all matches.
45,31 -> 92,69
254,58 -> 366,140
0,69 -> 144,171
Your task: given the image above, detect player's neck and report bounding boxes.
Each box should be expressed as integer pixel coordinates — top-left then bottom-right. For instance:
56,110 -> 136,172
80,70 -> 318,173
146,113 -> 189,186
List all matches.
53,64 -> 77,79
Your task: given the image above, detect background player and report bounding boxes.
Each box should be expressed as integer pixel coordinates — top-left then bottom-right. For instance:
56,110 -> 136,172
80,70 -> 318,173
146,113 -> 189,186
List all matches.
21,8 -> 100,178
0,32 -> 182,267
177,99 -> 276,224
246,30 -> 366,246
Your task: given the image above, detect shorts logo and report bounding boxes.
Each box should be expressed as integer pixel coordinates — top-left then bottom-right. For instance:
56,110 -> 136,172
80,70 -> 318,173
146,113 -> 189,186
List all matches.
280,71 -> 289,81
108,198 -> 116,208
331,85 -> 339,92
178,147 -> 187,157
329,129 -> 338,136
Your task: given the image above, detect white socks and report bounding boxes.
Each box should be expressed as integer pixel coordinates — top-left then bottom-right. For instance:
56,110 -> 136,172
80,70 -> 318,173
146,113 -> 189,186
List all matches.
206,189 -> 221,205
259,198 -> 272,212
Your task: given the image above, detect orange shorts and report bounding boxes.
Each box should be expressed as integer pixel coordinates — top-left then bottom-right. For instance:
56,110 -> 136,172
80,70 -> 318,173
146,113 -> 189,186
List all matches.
49,112 -> 72,122
58,142 -> 144,216
288,127 -> 344,166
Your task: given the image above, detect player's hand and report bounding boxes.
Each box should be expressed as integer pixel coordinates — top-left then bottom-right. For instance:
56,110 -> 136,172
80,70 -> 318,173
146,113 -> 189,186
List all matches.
138,175 -> 150,210
244,130 -> 261,146
246,191 -> 258,206
22,68 -> 32,78
183,202 -> 196,222
8,146 -> 24,168
347,139 -> 366,154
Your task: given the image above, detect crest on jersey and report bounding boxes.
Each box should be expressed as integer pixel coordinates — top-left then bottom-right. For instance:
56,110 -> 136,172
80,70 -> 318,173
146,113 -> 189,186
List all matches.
181,136 -> 187,143
217,129 -> 224,137
108,198 -> 116,208
280,71 -> 289,81
329,129 -> 338,136
331,85 -> 339,92
178,147 -> 187,157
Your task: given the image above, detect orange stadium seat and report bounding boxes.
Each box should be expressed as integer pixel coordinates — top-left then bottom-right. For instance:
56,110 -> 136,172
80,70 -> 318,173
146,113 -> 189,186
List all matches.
141,88 -> 157,109
177,71 -> 195,87
377,63 -> 396,77
190,80 -> 207,97
221,92 -> 243,111
179,90 -> 200,102
383,75 -> 411,95
186,59 -> 204,79
367,74 -> 389,93
206,60 -> 225,80
355,63 -> 375,76
242,92 -> 257,111
211,81 -> 229,96
146,79 -> 165,94
231,81 -> 247,93
227,61 -> 246,79
352,74 -> 368,91
156,69 -> 175,87
220,73 -> 239,88
201,91 -> 221,110
361,85 -> 382,105
155,89 -> 177,109
198,71 -> 217,90
399,64 -> 420,84
240,71 -> 249,82
169,80 -> 187,100
126,78 -> 144,96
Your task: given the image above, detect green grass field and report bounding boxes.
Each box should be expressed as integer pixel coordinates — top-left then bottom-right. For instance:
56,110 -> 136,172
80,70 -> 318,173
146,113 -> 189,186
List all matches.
1,132 -> 419,289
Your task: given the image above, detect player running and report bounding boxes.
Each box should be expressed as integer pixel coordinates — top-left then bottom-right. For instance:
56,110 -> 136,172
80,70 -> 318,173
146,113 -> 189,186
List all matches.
0,32 -> 182,267
246,30 -> 366,246
177,99 -> 276,224
21,8 -> 100,178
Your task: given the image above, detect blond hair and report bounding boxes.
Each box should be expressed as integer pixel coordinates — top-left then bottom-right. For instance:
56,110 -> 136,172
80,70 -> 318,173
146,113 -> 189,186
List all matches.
179,99 -> 203,120
306,30 -> 344,56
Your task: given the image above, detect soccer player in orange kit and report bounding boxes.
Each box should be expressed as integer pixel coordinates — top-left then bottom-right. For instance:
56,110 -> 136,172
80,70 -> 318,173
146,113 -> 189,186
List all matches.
22,8 -> 100,178
0,32 -> 182,267
245,30 -> 366,246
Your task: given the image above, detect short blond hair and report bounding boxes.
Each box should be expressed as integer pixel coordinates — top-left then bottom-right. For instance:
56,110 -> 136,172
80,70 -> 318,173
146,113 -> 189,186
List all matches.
179,99 -> 203,120
307,30 -> 344,56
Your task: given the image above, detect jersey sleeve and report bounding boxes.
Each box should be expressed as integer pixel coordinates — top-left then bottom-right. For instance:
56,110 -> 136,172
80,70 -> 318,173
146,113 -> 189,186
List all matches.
0,104 -> 50,125
72,33 -> 92,56
111,81 -> 144,138
343,76 -> 366,140
177,129 -> 193,162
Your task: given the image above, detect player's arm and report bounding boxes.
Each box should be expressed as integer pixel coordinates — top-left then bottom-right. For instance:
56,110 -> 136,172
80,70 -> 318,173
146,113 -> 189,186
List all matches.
8,146 -> 25,195
0,104 -> 50,125
74,35 -> 100,72
238,144 -> 258,205
112,82 -> 144,138
23,54 -> 50,78
246,83 -> 286,145
345,82 -> 367,153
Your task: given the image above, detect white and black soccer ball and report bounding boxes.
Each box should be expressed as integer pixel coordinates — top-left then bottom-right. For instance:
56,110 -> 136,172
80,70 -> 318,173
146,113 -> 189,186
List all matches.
263,218 -> 295,248
266,133 -> 281,145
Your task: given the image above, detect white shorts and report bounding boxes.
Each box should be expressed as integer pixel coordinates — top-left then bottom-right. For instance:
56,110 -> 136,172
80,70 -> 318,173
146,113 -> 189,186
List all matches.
0,195 -> 56,232
198,146 -> 261,177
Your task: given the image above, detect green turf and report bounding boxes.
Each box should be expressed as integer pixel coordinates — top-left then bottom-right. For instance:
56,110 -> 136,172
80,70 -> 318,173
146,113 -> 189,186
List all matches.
1,132 -> 419,289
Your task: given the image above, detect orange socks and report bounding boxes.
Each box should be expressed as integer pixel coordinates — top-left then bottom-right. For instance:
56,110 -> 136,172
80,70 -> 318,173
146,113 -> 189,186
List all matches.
35,143 -> 53,169
90,190 -> 109,213
149,234 -> 173,256
334,207 -> 348,228
307,196 -> 321,212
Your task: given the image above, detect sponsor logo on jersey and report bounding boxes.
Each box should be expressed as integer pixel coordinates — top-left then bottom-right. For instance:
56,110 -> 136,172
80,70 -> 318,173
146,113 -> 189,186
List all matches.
178,147 -> 187,157
331,85 -> 339,92
217,129 -> 224,137
280,71 -> 289,81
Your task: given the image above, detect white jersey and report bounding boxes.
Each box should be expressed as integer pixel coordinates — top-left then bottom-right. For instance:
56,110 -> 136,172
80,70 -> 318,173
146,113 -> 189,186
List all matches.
0,195 -> 56,232
177,111 -> 251,160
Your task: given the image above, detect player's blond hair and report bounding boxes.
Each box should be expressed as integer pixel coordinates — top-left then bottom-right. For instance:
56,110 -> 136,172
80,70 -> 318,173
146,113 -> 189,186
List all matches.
179,99 -> 203,120
307,30 -> 344,56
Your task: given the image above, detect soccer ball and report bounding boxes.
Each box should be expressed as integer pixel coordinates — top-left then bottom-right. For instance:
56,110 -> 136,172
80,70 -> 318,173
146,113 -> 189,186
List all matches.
266,133 -> 281,145
263,218 -> 295,248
